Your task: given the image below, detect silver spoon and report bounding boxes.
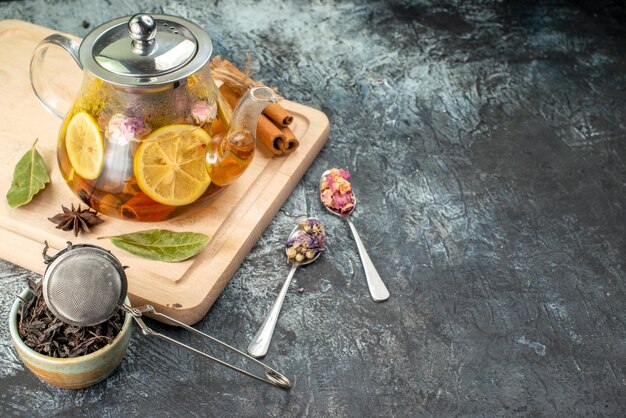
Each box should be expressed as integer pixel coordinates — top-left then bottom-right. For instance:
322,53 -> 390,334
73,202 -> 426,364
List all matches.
320,170 -> 390,302
248,219 -> 323,358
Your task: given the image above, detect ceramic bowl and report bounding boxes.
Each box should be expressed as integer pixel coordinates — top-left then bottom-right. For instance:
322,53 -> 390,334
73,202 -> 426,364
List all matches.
9,287 -> 133,389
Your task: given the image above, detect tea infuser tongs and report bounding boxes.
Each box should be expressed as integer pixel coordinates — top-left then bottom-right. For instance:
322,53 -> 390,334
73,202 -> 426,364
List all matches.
41,241 -> 292,389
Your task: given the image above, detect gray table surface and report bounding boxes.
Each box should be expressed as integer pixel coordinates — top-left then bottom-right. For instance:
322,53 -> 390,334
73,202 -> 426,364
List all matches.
1,0 -> 625,416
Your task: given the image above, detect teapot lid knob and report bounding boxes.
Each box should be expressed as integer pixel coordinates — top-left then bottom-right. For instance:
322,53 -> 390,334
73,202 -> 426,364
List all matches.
128,13 -> 157,53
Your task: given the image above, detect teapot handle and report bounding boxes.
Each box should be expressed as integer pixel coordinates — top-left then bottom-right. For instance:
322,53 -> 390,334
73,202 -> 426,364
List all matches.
30,34 -> 82,119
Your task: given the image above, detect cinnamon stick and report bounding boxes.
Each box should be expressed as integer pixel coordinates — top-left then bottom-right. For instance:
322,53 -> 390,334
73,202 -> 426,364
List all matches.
258,115 -> 287,155
220,59 -> 256,93
278,126 -> 300,154
219,59 -> 294,127
264,104 -> 294,127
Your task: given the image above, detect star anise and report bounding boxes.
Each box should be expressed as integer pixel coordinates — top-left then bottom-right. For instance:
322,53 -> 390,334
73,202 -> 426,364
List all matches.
48,204 -> 104,237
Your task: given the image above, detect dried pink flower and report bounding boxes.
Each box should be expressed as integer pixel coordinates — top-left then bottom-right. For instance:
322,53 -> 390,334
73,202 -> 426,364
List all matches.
105,114 -> 151,146
320,168 -> 355,214
191,100 -> 218,125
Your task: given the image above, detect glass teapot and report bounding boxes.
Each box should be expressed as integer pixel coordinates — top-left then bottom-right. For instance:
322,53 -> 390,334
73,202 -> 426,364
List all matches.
30,13 -> 276,221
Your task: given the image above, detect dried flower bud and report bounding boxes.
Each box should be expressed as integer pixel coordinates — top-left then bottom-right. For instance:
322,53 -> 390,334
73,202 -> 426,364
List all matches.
191,100 -> 218,125
105,114 -> 151,146
286,219 -> 327,264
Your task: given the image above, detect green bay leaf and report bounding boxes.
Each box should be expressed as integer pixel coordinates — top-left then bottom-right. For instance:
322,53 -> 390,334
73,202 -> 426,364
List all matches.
101,229 -> 210,262
6,139 -> 50,208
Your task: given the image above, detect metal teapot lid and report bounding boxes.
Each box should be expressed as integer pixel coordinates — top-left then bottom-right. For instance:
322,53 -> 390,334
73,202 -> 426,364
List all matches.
79,13 -> 212,87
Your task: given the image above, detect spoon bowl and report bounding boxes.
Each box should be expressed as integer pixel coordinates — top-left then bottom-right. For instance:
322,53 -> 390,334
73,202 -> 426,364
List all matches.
319,170 -> 389,301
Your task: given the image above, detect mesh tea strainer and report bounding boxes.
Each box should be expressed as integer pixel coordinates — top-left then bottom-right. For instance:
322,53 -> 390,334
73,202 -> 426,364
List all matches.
41,241 -> 291,389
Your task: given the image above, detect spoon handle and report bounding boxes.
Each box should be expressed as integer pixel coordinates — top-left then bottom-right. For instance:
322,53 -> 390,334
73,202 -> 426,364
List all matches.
248,264 -> 298,358
345,218 -> 390,301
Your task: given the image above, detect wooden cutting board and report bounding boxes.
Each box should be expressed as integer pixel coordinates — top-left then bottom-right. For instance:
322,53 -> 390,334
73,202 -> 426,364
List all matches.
0,20 -> 329,325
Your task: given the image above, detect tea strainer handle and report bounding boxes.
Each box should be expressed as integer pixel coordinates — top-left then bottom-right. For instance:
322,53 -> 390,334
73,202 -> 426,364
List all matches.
30,34 -> 82,119
124,305 -> 292,390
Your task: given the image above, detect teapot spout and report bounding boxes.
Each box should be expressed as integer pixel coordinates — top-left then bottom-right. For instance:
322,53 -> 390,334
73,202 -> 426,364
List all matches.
230,86 -> 277,140
208,87 -> 277,186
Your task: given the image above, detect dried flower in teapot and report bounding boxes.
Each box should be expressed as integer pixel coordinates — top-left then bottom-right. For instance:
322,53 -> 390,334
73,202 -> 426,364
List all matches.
105,114 -> 151,145
191,100 -> 218,125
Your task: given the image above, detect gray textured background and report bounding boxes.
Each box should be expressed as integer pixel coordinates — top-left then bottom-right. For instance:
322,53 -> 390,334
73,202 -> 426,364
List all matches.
1,0 -> 625,416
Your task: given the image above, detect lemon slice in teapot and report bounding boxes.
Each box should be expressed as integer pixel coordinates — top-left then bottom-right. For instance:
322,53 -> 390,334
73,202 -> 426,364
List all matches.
134,124 -> 211,206
65,111 -> 105,180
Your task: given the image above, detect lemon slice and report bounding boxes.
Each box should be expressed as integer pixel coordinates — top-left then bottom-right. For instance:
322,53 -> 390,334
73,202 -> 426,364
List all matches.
65,111 -> 104,180
134,124 -> 211,206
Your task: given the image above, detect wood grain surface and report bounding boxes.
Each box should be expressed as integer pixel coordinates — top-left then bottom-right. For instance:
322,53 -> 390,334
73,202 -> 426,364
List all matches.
0,19 -> 329,325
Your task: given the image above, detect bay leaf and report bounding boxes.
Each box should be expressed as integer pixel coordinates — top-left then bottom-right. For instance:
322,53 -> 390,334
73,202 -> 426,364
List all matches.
100,229 -> 210,262
6,139 -> 50,208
